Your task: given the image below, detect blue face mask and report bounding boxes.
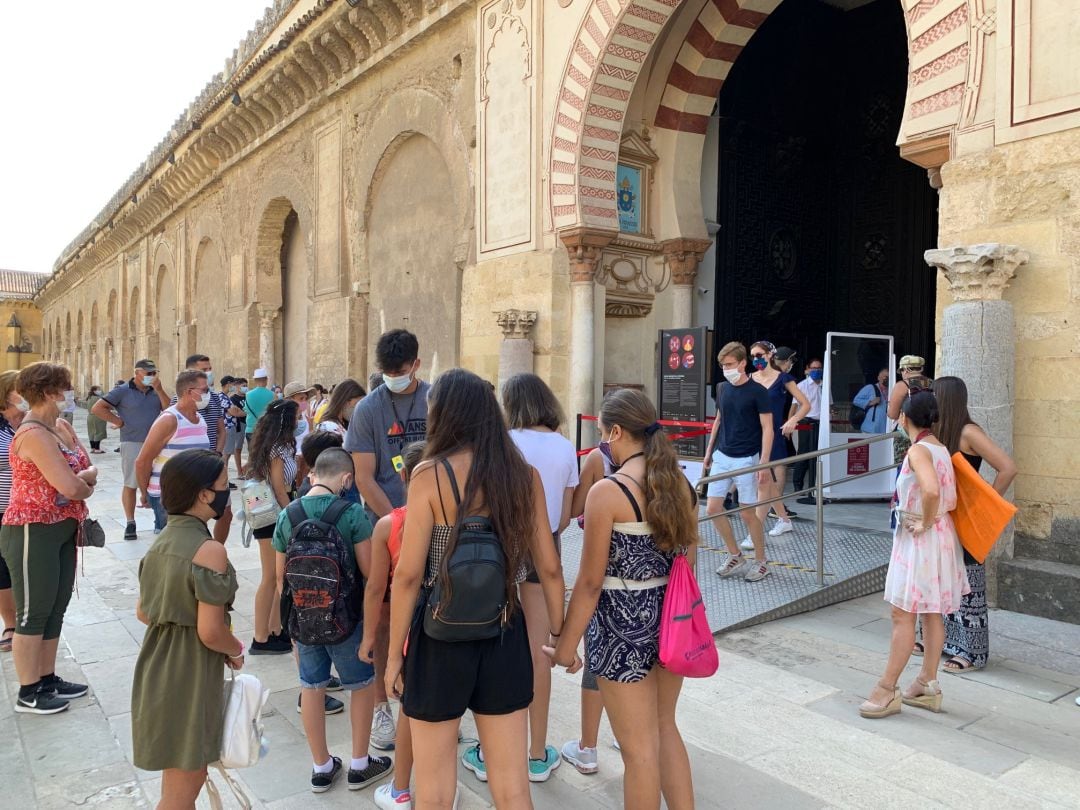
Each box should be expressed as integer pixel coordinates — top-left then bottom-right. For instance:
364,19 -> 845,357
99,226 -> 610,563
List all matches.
809,369 -> 823,382
752,357 -> 768,371
598,440 -> 616,468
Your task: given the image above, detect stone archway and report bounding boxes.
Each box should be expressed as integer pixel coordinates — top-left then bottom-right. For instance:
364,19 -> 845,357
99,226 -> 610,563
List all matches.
549,0 -> 974,231
153,240 -> 179,386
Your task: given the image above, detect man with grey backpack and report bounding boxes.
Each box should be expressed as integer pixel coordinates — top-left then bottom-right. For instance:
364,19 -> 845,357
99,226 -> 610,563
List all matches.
272,448 -> 393,794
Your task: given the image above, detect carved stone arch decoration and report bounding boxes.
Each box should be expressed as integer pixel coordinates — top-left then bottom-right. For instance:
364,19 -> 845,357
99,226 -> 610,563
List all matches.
549,0 -> 975,231
250,170 -> 315,307
352,86 -> 473,287
151,238 -> 176,331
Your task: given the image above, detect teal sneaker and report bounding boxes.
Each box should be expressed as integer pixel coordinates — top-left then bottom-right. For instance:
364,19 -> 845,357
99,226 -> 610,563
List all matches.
528,745 -> 561,782
461,745 -> 487,783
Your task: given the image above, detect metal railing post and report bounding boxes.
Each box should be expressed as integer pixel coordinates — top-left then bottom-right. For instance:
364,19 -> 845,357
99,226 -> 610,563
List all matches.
815,457 -> 825,587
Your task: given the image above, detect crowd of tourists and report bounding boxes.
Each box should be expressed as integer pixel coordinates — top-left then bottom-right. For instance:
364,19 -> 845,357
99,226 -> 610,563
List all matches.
0,327 -> 1025,809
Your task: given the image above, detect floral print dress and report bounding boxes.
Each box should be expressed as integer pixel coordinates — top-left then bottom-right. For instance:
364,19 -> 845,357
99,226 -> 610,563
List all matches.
883,441 -> 970,614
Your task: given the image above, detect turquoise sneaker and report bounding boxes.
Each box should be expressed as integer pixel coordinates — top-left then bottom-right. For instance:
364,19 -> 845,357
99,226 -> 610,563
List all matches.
528,745 -> 561,782
461,745 -> 488,782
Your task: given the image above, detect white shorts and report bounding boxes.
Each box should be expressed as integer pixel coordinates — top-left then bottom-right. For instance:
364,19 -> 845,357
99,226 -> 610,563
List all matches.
706,450 -> 760,506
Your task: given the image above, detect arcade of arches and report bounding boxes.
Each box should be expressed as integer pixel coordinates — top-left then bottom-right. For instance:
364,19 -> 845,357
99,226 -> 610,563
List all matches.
36,0 -> 1080,607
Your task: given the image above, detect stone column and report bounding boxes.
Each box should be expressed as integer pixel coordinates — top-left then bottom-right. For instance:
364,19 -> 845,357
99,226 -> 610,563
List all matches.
257,304 -> 280,381
924,243 -> 1030,603
496,309 -> 538,390
559,227 -> 616,431
662,237 -> 712,327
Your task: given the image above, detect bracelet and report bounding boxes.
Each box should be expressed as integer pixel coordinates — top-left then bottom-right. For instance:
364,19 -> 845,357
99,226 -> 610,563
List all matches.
549,631 -> 562,639
229,643 -> 245,659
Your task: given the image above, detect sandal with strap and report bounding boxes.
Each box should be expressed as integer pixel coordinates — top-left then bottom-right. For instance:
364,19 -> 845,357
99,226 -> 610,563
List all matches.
911,641 -> 924,657
942,656 -> 975,673
859,683 -> 901,719
0,627 -> 14,653
902,678 -> 943,713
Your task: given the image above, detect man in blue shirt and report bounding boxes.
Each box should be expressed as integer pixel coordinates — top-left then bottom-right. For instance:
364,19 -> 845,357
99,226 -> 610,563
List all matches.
93,359 -> 170,540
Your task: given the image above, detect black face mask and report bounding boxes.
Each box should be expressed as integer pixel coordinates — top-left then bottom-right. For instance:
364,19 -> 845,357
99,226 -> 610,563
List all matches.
208,488 -> 230,520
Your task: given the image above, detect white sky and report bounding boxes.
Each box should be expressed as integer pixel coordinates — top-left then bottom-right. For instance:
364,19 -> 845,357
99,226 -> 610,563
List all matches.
0,0 -> 273,273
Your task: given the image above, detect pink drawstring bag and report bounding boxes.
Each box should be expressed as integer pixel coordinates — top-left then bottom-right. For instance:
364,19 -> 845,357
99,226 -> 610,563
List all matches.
659,554 -> 718,678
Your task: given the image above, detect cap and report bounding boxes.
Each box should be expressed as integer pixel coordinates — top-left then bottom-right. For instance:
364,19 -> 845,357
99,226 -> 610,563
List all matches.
774,346 -> 797,361
135,358 -> 157,371
283,381 -> 315,398
252,367 -> 269,379
899,355 -> 925,369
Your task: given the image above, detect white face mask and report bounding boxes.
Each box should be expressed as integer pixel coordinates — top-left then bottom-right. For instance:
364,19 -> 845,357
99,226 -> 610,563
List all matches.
240,386 -> 249,394
140,374 -> 155,387
15,399 -> 29,413
196,391 -> 211,410
204,370 -> 214,386
383,370 -> 413,394
723,368 -> 741,384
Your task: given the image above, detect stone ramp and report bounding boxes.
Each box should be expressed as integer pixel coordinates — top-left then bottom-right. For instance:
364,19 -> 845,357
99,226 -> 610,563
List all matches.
559,511 -> 893,634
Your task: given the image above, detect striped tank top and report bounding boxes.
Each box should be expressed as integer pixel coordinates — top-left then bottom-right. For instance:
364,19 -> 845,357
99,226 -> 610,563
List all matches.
148,405 -> 209,497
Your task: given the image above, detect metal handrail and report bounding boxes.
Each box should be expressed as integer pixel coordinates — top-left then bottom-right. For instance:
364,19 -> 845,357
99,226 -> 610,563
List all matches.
694,432 -> 898,587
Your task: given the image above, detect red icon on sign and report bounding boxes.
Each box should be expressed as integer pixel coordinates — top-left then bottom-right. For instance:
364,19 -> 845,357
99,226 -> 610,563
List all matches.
668,353 -> 680,370
682,335 -> 695,352
682,353 -> 695,369
668,336 -> 681,353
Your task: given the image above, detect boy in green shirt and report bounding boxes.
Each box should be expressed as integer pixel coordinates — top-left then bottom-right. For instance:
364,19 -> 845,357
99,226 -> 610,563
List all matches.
273,448 -> 392,794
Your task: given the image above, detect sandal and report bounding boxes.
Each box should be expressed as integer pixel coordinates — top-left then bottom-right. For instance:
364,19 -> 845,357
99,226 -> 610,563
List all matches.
911,641 -> 924,657
942,656 -> 974,673
859,682 -> 901,719
0,627 -> 13,653
902,677 -> 943,712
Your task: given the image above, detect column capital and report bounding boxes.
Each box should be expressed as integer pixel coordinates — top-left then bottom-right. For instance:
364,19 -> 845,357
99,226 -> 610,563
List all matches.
257,303 -> 281,327
661,237 -> 713,286
496,309 -> 538,340
559,226 -> 617,283
924,243 -> 1031,302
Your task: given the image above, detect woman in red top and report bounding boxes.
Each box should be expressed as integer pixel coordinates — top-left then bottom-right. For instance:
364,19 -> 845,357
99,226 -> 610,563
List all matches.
359,440 -> 425,809
0,362 -> 97,715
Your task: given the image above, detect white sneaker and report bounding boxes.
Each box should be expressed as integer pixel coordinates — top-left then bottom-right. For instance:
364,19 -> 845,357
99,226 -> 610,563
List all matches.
717,555 -> 747,578
768,519 -> 794,537
744,561 -> 770,582
374,783 -> 413,808
371,701 -> 396,751
739,534 -> 754,551
561,740 -> 598,775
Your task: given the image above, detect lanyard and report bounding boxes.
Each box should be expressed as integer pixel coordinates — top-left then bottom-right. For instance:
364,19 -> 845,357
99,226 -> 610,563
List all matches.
387,388 -> 418,437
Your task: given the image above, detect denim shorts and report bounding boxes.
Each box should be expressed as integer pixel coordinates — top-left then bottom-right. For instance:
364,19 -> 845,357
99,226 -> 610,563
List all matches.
294,622 -> 375,690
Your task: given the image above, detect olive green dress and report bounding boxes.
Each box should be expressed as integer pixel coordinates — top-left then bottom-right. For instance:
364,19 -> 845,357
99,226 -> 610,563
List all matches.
131,514 -> 238,771
85,394 -> 108,444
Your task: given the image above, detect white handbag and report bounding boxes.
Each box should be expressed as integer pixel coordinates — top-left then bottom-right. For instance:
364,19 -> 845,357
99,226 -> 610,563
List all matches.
217,671 -> 268,769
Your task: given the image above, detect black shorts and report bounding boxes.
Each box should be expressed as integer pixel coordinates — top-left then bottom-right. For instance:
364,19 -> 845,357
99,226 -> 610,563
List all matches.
403,598 -> 533,723
524,532 -> 561,584
253,524 -> 275,540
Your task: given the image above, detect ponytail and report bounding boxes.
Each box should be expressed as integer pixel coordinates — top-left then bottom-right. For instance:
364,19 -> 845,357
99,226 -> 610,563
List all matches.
642,429 -> 698,553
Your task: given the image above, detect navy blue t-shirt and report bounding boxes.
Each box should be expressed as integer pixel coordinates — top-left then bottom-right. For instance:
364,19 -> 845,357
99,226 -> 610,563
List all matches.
717,380 -> 771,457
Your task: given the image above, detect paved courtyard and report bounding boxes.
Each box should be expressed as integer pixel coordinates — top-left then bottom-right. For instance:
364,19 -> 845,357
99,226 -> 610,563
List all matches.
2,418 -> 1080,808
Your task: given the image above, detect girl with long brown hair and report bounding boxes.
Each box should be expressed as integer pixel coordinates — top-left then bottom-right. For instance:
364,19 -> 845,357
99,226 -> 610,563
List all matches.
548,389 -> 698,810
385,368 -> 572,809
932,376 -> 1016,672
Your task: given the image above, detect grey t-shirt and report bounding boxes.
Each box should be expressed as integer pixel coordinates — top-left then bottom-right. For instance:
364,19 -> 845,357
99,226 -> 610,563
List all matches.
102,380 -> 164,443
344,381 -> 429,518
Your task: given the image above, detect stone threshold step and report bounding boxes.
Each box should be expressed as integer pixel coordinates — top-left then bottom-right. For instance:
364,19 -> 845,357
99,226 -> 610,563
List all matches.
997,556 -> 1080,626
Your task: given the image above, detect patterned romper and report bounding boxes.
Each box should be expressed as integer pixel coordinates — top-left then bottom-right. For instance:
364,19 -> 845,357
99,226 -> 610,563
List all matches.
586,476 -> 675,683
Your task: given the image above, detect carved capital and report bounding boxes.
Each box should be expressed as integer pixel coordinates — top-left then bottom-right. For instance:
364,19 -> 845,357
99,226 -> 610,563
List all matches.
257,304 -> 281,329
661,237 -> 712,286
900,132 -> 951,190
924,244 -> 1030,302
559,226 -> 617,283
496,309 -> 538,340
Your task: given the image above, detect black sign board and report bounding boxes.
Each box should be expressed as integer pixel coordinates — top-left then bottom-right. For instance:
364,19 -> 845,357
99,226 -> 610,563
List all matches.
657,327 -> 708,457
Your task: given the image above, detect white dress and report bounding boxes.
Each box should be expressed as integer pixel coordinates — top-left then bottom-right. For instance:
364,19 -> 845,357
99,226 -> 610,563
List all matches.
883,442 -> 970,614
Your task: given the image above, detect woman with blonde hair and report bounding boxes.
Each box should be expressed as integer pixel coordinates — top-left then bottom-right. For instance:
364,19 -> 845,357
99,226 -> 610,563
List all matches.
548,388 -> 698,810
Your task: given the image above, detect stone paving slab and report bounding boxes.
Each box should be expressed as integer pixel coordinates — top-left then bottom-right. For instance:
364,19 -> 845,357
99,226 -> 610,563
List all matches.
2,420 -> 1080,808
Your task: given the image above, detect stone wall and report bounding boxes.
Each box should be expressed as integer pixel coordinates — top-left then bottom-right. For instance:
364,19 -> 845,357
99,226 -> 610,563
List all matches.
938,128 -> 1080,539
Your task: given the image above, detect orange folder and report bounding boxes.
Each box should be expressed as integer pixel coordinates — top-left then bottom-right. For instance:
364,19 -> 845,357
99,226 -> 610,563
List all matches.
951,452 -> 1017,564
